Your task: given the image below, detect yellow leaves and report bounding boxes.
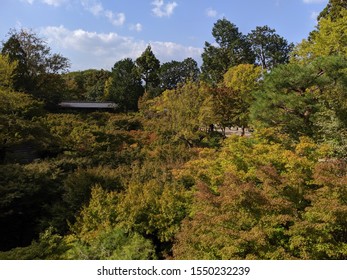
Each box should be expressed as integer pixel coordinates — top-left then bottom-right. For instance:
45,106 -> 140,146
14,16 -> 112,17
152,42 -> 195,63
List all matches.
173,132 -> 347,259
178,132 -> 327,198
294,10 -> 347,61
294,137 -> 318,157
314,10 -> 347,55
223,64 -> 262,94
143,81 -> 216,146
71,184 -> 118,243
0,54 -> 18,89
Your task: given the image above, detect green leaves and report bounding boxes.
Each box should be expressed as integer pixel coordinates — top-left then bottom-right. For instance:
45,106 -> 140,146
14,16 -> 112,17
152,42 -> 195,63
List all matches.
250,55 -> 347,146
136,45 -> 160,91
201,19 -> 254,84
143,81 -> 217,147
248,25 -> 293,70
295,9 -> 347,61
1,29 -> 70,104
108,58 -> 144,112
174,135 -> 347,259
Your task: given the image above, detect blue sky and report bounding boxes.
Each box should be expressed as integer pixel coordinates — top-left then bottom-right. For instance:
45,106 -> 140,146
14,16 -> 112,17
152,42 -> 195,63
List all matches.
1,0 -> 329,71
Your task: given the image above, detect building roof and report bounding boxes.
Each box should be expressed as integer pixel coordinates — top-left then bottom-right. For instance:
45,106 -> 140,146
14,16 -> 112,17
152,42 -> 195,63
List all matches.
58,101 -> 117,109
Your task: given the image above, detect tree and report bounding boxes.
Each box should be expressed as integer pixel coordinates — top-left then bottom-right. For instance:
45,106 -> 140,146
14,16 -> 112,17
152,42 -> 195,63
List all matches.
159,57 -> 200,90
107,58 -> 144,112
63,69 -> 111,101
0,227 -> 69,260
143,81 -> 215,147
136,45 -> 160,91
213,64 -> 262,135
0,87 -> 52,164
0,162 -> 63,251
1,28 -> 70,104
250,55 -> 347,150
318,0 -> 347,21
0,54 -> 17,89
294,9 -> 347,61
201,19 -> 255,84
65,186 -> 156,260
248,26 -> 294,69
173,134 -> 347,259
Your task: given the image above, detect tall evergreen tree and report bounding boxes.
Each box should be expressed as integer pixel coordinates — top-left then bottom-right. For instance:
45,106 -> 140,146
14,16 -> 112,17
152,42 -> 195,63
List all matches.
159,57 -> 200,90
201,19 -> 255,84
107,58 -> 144,112
136,45 -> 160,91
248,26 -> 294,70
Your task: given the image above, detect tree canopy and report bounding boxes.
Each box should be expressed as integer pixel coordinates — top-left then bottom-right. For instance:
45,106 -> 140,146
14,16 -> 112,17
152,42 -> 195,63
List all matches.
1,29 -> 70,105
1,2 -> 347,261
201,19 -> 255,84
106,58 -> 144,112
248,25 -> 293,69
136,45 -> 160,92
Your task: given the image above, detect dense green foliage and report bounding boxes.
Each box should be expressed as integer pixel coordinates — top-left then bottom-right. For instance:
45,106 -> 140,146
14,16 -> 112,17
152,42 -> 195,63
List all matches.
1,29 -> 70,105
173,135 -> 346,259
106,58 -> 143,112
63,69 -> 110,101
248,25 -> 294,69
0,2 -> 346,260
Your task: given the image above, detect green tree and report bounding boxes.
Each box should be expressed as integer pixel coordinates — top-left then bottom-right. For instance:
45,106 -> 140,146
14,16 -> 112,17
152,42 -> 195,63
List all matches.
0,227 -> 69,260
0,88 -> 53,164
294,9 -> 347,61
248,26 -> 294,69
201,19 -> 255,84
107,58 -> 144,112
136,45 -> 160,91
0,162 -> 63,251
318,0 -> 347,21
1,28 -> 70,104
250,55 -> 347,152
159,57 -> 200,90
65,186 -> 156,260
173,134 -> 346,259
63,69 -> 111,101
143,81 -> 215,147
213,64 -> 262,135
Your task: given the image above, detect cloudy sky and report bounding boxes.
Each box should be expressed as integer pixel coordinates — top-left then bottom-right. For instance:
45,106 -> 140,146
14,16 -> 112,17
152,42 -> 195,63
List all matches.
1,0 -> 328,71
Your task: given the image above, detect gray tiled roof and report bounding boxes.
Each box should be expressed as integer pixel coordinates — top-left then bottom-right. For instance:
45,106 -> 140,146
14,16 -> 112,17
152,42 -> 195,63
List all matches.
59,101 -> 117,109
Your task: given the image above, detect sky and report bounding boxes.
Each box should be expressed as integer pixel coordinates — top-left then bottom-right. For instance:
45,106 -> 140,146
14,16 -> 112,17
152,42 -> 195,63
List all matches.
1,0 -> 329,71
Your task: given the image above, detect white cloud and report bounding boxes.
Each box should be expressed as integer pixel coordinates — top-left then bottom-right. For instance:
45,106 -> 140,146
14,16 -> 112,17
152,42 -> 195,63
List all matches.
21,0 -> 66,6
42,0 -> 66,6
23,0 -> 126,26
150,41 -> 203,62
40,25 -> 202,70
81,0 -> 103,16
206,8 -> 217,18
303,0 -> 327,4
105,11 -> 126,26
80,0 -> 126,26
22,0 -> 34,4
152,0 -> 178,17
130,23 -> 143,32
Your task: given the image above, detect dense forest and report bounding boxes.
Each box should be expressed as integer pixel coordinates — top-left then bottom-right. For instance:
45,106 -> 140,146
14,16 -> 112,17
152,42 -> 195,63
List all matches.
0,0 -> 346,260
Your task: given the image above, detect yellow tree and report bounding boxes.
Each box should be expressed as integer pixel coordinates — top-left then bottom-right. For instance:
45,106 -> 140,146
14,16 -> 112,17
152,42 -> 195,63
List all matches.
0,54 -> 17,89
294,9 -> 347,61
214,64 -> 262,136
143,81 -> 215,147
